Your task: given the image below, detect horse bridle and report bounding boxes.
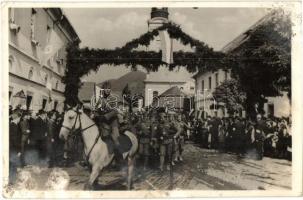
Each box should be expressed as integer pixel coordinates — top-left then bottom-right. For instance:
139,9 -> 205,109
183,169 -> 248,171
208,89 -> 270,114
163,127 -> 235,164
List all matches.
61,108 -> 99,163
61,108 -> 95,133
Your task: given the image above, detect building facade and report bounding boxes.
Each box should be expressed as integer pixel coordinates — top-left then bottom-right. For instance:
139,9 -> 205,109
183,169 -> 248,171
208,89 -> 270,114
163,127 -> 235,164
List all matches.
144,8 -> 195,107
193,69 -> 231,118
193,12 -> 291,118
9,8 -> 80,113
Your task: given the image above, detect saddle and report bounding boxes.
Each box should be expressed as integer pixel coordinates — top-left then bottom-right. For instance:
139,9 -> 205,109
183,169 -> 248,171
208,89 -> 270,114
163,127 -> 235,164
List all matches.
102,131 -> 133,158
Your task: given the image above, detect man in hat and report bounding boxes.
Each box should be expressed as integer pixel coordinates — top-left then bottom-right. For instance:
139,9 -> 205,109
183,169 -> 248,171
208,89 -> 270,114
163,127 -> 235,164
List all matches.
94,81 -> 122,159
46,110 -> 58,168
137,112 -> 152,170
31,109 -> 48,161
173,113 -> 190,162
19,109 -> 31,167
157,111 -> 176,171
9,108 -> 22,184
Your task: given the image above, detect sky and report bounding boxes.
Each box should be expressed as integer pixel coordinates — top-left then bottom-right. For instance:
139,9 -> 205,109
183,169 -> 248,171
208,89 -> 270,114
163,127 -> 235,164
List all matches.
63,7 -> 269,83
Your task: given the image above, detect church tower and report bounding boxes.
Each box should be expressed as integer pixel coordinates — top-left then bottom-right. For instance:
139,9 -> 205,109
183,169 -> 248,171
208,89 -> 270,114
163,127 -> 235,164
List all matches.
148,8 -> 169,31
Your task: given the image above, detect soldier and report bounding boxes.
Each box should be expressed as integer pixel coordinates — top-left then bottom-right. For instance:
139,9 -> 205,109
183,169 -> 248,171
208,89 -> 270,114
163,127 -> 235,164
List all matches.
94,81 -> 123,159
174,113 -> 191,162
157,111 -> 176,171
137,112 -> 152,170
149,110 -> 159,165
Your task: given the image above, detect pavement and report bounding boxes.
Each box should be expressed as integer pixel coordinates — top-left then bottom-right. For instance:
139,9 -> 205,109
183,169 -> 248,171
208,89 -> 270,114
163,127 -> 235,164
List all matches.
7,142 -> 292,191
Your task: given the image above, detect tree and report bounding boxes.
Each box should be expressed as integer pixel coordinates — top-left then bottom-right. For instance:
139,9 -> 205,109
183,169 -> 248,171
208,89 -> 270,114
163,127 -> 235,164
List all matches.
228,9 -> 291,117
212,79 -> 246,116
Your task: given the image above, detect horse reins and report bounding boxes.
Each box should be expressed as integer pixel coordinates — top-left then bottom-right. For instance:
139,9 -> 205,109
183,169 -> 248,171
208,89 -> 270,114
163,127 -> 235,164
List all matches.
61,108 -> 101,164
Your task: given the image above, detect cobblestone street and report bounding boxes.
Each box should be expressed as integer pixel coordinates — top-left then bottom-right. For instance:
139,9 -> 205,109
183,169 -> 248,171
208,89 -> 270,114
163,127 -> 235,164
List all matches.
10,142 -> 291,191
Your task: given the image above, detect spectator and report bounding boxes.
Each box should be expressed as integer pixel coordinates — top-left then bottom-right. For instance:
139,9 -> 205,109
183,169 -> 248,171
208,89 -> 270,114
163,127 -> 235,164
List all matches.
9,108 -> 22,184
254,114 -> 266,160
19,110 -> 31,167
46,110 -> 58,168
233,116 -> 246,156
30,109 -> 48,161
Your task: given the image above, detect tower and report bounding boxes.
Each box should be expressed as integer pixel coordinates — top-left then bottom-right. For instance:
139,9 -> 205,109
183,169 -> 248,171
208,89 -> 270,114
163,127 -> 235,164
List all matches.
148,8 -> 169,31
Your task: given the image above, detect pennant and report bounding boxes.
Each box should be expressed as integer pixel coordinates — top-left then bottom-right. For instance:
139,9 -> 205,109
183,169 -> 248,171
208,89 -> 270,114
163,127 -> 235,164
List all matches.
159,30 -> 173,64
40,29 -> 64,66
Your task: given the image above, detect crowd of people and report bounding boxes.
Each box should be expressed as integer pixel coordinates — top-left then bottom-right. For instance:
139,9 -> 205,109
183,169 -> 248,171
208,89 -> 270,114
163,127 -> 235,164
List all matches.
8,102 -> 292,184
191,113 -> 292,161
9,106 -> 68,184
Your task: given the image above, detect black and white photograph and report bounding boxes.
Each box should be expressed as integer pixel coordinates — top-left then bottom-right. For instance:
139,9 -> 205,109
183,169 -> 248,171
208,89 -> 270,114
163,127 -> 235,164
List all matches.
2,1 -> 302,198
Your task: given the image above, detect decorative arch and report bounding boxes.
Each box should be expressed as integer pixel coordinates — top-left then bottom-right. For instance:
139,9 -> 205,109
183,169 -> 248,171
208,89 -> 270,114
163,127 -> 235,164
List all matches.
64,22 -> 227,106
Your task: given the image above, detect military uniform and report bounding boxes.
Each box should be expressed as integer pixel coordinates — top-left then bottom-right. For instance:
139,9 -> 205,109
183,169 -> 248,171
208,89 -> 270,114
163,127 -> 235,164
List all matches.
173,116 -> 189,162
157,114 -> 175,171
94,94 -> 119,141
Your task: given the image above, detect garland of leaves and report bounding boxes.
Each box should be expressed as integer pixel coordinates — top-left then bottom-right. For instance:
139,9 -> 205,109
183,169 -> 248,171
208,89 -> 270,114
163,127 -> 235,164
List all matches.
63,22 -> 226,105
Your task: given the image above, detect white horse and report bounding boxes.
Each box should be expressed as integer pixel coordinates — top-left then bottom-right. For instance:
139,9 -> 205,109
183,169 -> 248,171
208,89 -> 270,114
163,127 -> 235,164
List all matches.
59,105 -> 138,190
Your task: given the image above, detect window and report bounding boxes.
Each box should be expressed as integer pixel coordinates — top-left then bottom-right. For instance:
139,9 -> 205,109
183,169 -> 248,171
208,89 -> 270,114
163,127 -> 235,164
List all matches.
225,71 -> 228,81
208,76 -> 212,90
42,98 -> 47,110
30,9 -> 37,40
9,91 -> 12,100
46,25 -> 51,43
215,73 -> 219,87
28,68 -> 33,80
54,101 -> 58,110
268,103 -> 274,117
9,56 -> 14,71
26,95 -> 33,110
44,74 -> 48,84
9,87 -> 13,101
9,8 -> 15,23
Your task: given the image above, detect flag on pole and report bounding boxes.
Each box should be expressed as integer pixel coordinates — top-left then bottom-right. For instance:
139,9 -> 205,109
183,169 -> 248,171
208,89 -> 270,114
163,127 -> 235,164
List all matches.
40,29 -> 64,66
159,30 -> 173,64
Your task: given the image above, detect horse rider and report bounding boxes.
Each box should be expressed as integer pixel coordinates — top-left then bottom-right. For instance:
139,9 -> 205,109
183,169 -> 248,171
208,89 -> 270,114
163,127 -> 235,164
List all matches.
93,81 -> 122,159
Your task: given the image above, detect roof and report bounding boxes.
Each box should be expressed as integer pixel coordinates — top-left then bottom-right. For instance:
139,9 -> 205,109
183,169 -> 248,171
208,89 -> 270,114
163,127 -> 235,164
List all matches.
78,82 -> 95,102
98,71 -> 146,90
159,86 -> 186,97
221,11 -> 273,53
145,66 -> 192,83
192,11 -> 273,79
46,8 -> 81,43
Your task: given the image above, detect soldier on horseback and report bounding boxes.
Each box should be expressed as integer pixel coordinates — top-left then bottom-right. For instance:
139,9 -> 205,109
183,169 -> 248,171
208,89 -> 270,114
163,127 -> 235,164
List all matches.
93,81 -> 122,159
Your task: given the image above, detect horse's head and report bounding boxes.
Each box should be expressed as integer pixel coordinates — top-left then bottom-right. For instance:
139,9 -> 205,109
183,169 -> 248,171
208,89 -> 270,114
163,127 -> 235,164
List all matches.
59,104 -> 83,141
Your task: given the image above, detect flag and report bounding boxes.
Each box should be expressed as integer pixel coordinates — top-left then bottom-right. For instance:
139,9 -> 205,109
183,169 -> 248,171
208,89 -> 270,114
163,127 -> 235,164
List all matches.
159,30 -> 173,64
40,29 -> 65,66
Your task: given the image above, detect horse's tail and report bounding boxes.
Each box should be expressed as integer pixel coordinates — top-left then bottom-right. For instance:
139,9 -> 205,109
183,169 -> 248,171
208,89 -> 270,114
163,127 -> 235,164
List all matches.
124,131 -> 138,158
